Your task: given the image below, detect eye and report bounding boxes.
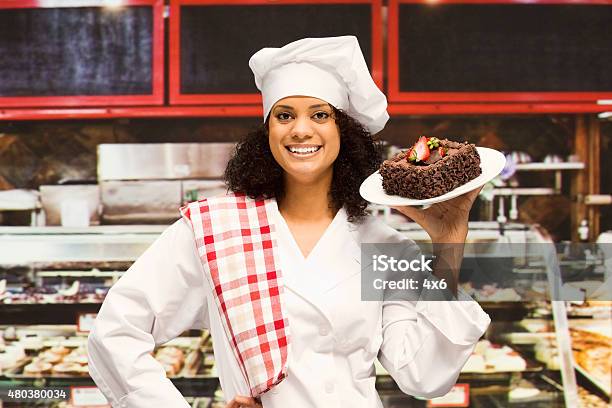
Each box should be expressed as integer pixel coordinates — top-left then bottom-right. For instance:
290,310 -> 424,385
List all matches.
312,111 -> 330,121
275,112 -> 293,121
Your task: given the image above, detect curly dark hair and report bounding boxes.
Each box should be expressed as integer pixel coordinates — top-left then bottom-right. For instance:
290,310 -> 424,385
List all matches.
224,108 -> 382,223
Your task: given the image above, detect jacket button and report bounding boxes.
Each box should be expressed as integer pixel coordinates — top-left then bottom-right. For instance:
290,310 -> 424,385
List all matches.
325,382 -> 335,393
319,326 -> 330,336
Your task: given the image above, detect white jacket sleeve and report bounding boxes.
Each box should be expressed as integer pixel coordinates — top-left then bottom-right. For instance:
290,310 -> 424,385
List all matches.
378,292 -> 490,399
87,219 -> 208,408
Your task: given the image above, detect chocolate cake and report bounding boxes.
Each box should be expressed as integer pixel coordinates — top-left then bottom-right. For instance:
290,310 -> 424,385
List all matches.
379,137 -> 481,200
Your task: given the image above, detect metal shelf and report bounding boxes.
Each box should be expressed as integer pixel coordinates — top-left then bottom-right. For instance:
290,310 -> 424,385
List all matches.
36,270 -> 124,278
492,188 -> 557,196
0,225 -> 167,235
0,226 -> 165,265
515,162 -> 585,171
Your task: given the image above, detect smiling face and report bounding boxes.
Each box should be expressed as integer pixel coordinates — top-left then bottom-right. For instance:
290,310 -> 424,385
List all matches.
268,96 -> 341,185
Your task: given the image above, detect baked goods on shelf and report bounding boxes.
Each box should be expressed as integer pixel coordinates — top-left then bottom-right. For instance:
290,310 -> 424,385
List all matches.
1,285 -> 109,305
23,359 -> 53,376
508,380 -> 542,402
461,282 -> 522,302
3,330 -> 213,379
49,345 -> 70,356
534,338 -> 561,370
38,349 -> 64,364
567,301 -> 611,317
184,349 -> 203,377
379,137 -> 481,199
63,348 -> 89,365
578,386 -> 610,408
571,329 -> 611,392
462,353 -> 486,372
51,361 -> 88,375
22,344 -> 90,376
156,346 -> 186,377
0,344 -> 26,372
461,340 -> 527,373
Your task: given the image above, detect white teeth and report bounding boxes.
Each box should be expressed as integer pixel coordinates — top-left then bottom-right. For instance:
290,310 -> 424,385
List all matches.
288,146 -> 320,154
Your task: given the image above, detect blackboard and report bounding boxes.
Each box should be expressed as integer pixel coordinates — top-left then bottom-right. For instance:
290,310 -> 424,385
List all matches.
179,4 -> 373,94
398,4 -> 612,93
0,6 -> 154,97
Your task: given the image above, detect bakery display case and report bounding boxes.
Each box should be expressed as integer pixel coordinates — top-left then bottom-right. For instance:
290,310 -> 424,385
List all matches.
0,327 -> 216,388
0,226 -> 219,407
1,221 -> 610,407
372,218 -> 611,407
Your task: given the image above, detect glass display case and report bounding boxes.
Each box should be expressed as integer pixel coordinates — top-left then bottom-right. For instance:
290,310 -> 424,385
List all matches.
1,224 -> 610,407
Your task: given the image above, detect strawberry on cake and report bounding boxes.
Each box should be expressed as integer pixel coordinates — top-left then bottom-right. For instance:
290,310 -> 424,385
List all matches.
379,136 -> 482,200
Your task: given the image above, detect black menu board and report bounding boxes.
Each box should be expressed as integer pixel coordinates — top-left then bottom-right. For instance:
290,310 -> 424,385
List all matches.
0,6 -> 154,97
397,3 -> 612,93
179,4 -> 373,95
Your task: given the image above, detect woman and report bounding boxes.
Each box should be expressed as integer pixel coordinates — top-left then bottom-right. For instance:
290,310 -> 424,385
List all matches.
88,36 -> 490,408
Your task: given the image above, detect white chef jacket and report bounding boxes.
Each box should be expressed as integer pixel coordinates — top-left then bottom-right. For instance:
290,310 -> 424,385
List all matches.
87,207 -> 491,408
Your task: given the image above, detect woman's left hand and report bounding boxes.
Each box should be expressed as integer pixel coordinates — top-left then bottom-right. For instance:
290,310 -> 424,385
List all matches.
392,186 -> 483,243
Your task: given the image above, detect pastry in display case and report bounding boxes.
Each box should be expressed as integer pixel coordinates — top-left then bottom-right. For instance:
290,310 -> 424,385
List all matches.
1,271 -> 112,305
1,328 -> 216,380
0,343 -> 27,373
460,282 -> 522,302
462,340 -> 528,373
577,386 -> 611,408
570,327 -> 612,396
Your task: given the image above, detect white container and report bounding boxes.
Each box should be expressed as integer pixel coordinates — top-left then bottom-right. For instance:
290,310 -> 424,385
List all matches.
60,199 -> 91,227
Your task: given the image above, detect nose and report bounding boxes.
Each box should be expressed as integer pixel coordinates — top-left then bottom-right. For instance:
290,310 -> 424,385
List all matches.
290,115 -> 314,139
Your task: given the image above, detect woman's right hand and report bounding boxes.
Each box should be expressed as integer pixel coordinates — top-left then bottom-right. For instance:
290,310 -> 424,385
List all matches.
226,395 -> 262,408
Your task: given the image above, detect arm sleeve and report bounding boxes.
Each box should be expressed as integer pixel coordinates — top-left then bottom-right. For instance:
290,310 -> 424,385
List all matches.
378,293 -> 490,399
377,241 -> 491,399
87,219 -> 208,408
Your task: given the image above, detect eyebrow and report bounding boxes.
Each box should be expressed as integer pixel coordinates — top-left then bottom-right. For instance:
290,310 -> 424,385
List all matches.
274,104 -> 329,110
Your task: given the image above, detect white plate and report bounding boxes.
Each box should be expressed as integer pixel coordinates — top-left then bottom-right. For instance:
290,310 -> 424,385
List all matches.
360,147 -> 506,207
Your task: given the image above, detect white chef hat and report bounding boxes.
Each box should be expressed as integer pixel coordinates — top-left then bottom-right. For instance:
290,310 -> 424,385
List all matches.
249,36 -> 389,134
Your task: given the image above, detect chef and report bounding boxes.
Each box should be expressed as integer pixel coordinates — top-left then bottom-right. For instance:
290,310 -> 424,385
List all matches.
88,36 -> 490,408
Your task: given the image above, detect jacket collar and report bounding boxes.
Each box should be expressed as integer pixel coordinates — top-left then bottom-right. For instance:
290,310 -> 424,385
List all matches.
273,203 -> 364,325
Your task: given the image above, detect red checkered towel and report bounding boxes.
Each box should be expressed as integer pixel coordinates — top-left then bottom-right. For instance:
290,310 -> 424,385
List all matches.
180,192 -> 289,397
